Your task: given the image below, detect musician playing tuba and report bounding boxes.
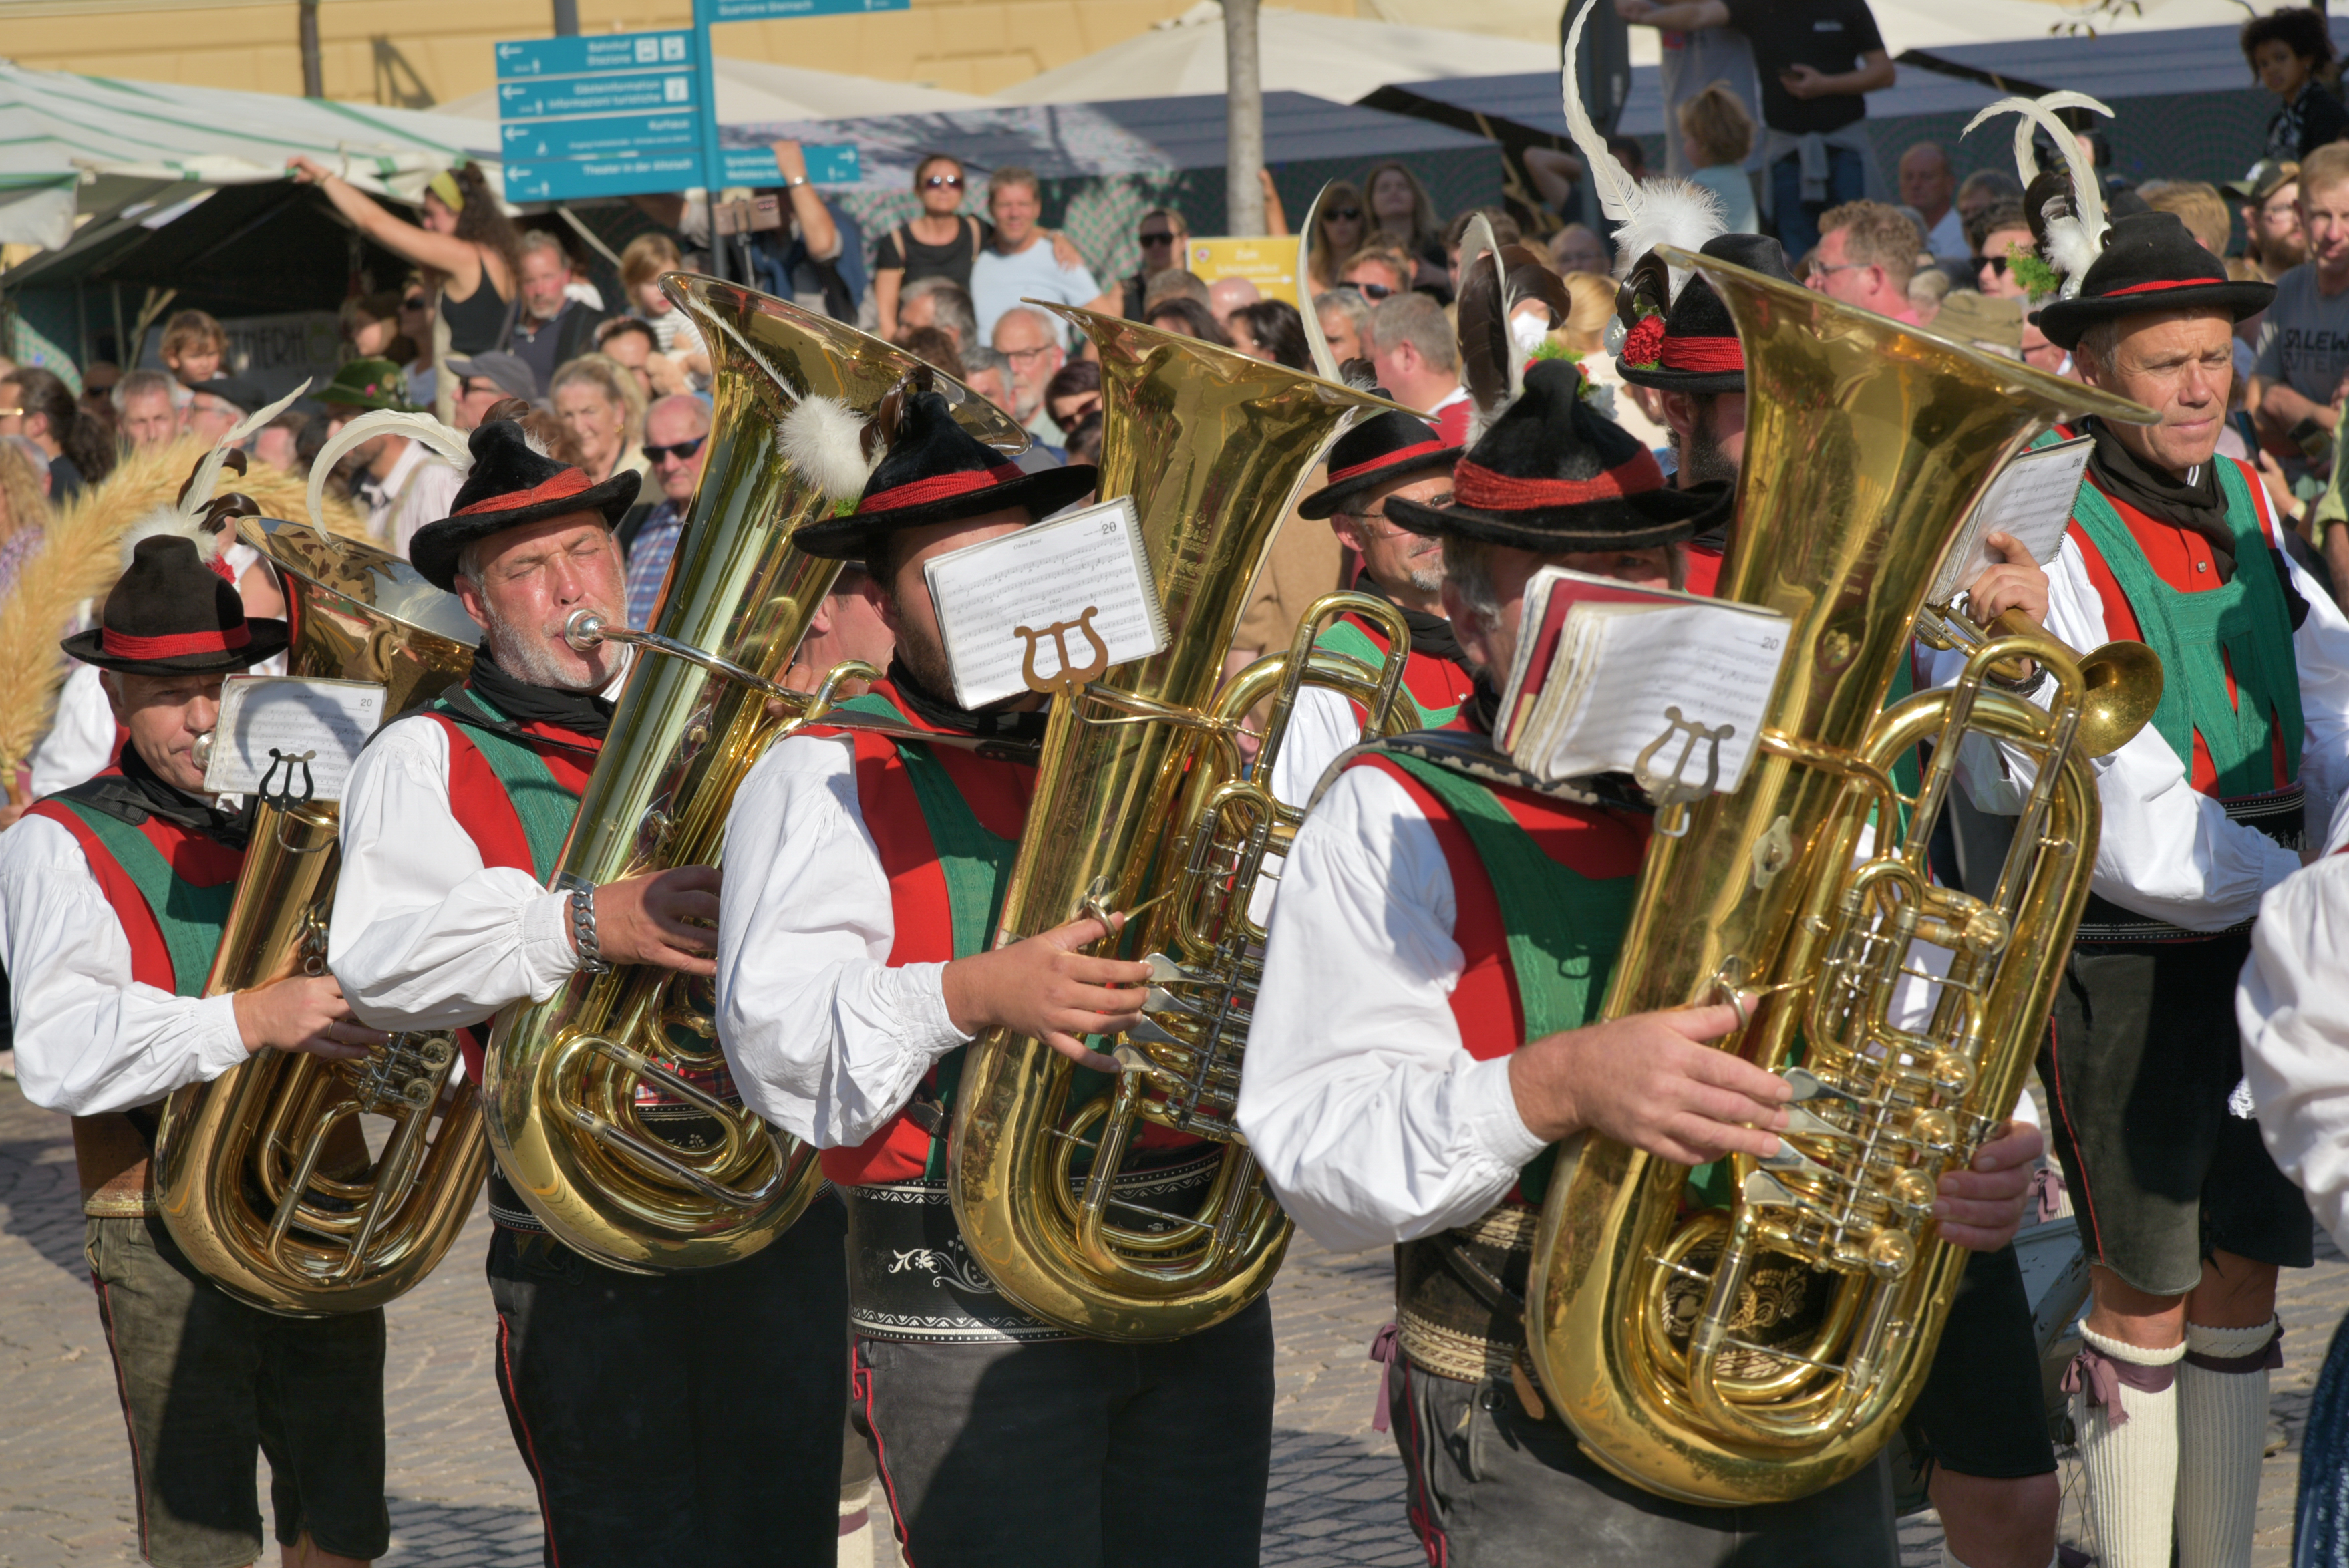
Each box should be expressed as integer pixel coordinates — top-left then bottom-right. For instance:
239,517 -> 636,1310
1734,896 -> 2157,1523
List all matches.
1233,363 -> 2044,1566
327,421 -> 850,1566
716,395 -> 1277,1565
0,532 -> 394,1568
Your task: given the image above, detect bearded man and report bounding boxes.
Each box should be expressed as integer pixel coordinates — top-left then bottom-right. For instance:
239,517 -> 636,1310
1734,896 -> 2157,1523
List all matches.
327,420 -> 850,1568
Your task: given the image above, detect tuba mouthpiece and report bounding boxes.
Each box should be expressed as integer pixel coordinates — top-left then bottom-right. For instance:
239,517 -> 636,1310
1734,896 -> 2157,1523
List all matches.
564,610 -> 608,651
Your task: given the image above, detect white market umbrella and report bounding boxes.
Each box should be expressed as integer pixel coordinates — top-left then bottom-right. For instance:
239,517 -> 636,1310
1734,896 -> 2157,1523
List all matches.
994,3 -> 1558,106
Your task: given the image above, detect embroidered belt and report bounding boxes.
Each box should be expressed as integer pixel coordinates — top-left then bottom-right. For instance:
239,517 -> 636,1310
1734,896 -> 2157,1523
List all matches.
842,1150 -> 1225,1345
487,1168 -> 549,1234
2074,785 -> 2303,943
1394,1201 -> 1540,1382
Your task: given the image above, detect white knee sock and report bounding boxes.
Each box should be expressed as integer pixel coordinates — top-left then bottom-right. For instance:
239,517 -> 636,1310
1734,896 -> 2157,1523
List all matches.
2073,1323 -> 2185,1568
2175,1317 -> 2279,1568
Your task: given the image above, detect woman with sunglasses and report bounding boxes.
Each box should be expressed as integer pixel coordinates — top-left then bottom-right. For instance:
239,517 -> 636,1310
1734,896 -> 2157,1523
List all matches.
874,154 -> 1088,339
1120,206 -> 1193,319
1307,180 -> 1366,293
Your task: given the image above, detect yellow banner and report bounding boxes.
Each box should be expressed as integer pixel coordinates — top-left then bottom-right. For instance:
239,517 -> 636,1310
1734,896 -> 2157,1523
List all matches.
1183,237 -> 1301,307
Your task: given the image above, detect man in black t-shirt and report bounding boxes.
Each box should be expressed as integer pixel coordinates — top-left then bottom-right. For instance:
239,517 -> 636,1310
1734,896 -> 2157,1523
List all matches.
1623,0 -> 1893,261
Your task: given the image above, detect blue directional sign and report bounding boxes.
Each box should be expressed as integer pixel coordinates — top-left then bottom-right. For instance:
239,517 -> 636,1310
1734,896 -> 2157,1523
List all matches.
496,5 -> 881,205
494,31 -> 692,79
501,112 -> 700,162
496,71 -> 693,120
706,0 -> 906,20
718,144 -> 860,186
504,154 -> 703,204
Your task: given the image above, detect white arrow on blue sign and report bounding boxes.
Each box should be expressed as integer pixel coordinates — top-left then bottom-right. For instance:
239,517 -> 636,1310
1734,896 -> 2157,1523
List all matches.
500,112 -> 701,162
494,31 -> 693,80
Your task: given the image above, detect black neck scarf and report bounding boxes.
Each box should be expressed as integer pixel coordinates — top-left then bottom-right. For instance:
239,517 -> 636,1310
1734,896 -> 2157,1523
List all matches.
887,659 -> 1051,747
2082,418 -> 2308,627
1351,576 -> 1468,669
73,743 -> 254,850
2083,417 -> 2236,579
1461,674 -> 1503,738
463,645 -> 616,741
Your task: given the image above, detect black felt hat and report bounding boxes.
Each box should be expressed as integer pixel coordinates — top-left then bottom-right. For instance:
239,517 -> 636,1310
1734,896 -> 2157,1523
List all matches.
62,534 -> 289,675
408,420 -> 641,592
2033,212 -> 2277,351
1384,359 -> 1728,552
1616,234 -> 1794,396
1297,407 -> 1460,520
793,389 -> 1096,561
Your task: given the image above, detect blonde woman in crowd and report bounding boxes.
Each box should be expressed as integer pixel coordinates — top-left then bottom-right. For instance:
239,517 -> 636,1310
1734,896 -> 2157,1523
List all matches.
1306,179 -> 1368,293
1556,269 -> 1673,451
549,354 -> 647,488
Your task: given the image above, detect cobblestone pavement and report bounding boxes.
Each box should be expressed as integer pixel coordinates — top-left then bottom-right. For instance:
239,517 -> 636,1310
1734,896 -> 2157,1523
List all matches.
4,1083 -> 2342,1567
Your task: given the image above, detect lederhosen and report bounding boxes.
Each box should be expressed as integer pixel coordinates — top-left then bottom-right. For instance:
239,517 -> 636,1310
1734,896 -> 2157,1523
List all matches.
1352,740 -> 1901,1567
1314,609 -> 1476,729
816,682 -> 1273,1568
29,774 -> 392,1567
424,685 -> 850,1568
2039,452 -> 2316,1297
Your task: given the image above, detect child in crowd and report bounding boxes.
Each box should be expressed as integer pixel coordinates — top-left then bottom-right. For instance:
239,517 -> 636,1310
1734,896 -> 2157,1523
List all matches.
158,309 -> 228,386
1679,83 -> 1760,235
2244,5 -> 2349,162
619,234 -> 712,388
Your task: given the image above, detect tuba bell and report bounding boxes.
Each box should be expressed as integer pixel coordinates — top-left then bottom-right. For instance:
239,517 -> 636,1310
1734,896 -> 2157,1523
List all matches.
1523,249 -> 2161,1502
947,309 -> 1417,1340
482,275 -> 1028,1272
150,516 -> 486,1315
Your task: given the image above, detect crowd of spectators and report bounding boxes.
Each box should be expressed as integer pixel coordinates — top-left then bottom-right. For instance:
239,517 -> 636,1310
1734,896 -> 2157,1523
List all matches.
10,1 -> 2346,658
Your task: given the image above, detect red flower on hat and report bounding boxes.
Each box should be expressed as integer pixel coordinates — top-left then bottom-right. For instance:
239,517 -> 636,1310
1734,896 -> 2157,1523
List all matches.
1621,314 -> 1668,369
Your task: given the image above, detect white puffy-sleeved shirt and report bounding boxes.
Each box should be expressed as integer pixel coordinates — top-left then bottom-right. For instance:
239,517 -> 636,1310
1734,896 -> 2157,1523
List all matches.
2239,796 -> 2349,1255
1234,760 -> 1549,1255
1933,510 -> 2349,931
714,729 -> 973,1150
327,661 -> 626,1032
0,811 -> 245,1116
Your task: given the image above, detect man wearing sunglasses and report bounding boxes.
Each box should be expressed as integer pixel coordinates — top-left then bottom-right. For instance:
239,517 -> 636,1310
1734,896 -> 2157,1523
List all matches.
444,351 -> 538,431
621,394 -> 711,629
1120,207 -> 1192,319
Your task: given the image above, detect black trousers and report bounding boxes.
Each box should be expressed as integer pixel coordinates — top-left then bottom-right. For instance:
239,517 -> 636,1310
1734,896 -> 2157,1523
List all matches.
852,1296 -> 1275,1568
486,1189 -> 850,1568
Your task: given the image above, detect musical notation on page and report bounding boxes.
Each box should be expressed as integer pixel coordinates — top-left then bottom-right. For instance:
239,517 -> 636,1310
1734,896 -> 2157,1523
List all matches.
203,677 -> 389,802
923,497 -> 1169,710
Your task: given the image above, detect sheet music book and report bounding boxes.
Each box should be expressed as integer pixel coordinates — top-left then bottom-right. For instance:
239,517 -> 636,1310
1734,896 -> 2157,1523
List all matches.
923,496 -> 1168,710
1499,568 -> 1793,796
203,677 -> 388,801
1928,436 -> 2092,606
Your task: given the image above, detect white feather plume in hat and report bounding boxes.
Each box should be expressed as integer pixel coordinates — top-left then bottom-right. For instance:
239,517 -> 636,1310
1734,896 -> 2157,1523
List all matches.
1562,0 -> 1724,301
778,396 -> 880,504
305,409 -> 474,542
1963,92 -> 2113,299
114,380 -> 308,568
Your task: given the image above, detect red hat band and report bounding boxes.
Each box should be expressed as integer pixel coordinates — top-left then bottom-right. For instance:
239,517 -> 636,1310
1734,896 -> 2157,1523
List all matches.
1327,438 -> 1452,486
103,623 -> 253,661
456,467 -> 593,517
858,462 -> 1024,515
1453,448 -> 1666,510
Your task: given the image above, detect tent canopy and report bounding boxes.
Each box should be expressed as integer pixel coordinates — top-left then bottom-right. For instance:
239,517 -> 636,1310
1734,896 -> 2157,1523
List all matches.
993,3 -> 1557,108
436,57 -> 993,125
0,59 -> 499,251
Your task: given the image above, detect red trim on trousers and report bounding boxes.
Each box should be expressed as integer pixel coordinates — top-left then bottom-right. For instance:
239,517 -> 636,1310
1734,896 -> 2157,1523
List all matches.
853,1338 -> 920,1567
2040,1013 -> 2108,1269
496,1311 -> 564,1568
91,1276 -> 156,1560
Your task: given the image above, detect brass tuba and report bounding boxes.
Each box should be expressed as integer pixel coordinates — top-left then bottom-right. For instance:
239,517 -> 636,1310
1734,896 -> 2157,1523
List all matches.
152,516 -> 485,1315
1524,249 -> 2161,1502
484,276 -> 1027,1272
948,309 -> 1414,1340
